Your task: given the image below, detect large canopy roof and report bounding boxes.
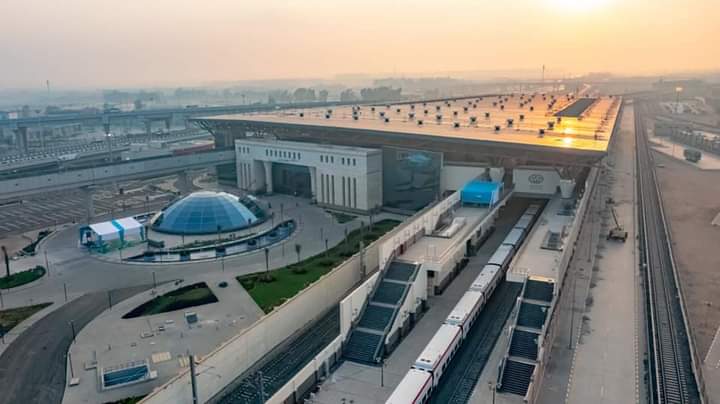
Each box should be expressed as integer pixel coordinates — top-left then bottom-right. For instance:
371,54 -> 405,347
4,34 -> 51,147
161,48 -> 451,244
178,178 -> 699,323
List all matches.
152,191 -> 261,235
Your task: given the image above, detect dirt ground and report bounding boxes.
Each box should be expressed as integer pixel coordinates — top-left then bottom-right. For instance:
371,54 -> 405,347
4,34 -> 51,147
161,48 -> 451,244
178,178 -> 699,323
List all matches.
654,151 -> 720,358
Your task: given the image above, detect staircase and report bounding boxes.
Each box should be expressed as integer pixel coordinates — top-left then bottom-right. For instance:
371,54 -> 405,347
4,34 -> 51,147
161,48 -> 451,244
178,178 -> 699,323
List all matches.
509,329 -> 539,361
499,359 -> 535,396
496,278 -> 555,397
344,261 -> 420,365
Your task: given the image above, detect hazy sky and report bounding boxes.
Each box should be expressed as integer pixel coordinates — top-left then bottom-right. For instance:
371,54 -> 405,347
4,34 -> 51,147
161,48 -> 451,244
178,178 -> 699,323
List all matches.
1,0 -> 718,89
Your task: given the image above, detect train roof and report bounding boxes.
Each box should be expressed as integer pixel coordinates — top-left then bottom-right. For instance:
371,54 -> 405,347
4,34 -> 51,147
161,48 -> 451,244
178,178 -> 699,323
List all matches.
386,369 -> 432,404
470,265 -> 500,291
414,324 -> 461,371
446,290 -> 484,325
487,244 -> 514,267
502,228 -> 525,247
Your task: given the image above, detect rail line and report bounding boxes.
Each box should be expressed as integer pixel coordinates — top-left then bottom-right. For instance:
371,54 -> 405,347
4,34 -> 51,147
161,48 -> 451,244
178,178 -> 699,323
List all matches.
635,100 -> 700,404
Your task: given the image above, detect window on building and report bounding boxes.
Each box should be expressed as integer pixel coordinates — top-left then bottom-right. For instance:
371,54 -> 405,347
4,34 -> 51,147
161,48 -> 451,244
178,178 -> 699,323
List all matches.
331,156 -> 334,163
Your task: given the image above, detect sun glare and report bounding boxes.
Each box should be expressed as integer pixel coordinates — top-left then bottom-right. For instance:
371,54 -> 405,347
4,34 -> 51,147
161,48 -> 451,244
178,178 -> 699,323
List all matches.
548,0 -> 609,13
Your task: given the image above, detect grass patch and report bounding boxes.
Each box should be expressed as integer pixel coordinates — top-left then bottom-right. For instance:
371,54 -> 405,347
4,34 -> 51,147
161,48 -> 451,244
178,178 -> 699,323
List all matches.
0,266 -> 46,289
122,282 -> 218,319
0,302 -> 53,334
326,210 -> 357,224
103,395 -> 146,404
239,219 -> 400,313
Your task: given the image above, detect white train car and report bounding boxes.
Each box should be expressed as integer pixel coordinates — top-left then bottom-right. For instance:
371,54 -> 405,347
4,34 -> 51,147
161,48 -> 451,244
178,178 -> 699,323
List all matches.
513,214 -> 535,232
525,203 -> 542,217
445,290 -> 484,338
386,368 -> 433,404
413,324 -> 462,386
470,264 -> 501,296
502,228 -> 525,249
487,244 -> 514,270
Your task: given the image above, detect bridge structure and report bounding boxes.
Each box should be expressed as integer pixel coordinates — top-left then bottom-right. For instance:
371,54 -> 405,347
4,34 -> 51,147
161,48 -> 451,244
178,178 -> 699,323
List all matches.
0,101 -> 346,154
0,149 -> 235,220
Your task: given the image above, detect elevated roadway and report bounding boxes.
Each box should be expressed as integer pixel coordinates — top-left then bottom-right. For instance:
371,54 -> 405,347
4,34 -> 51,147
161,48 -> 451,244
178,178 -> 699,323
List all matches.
0,149 -> 235,200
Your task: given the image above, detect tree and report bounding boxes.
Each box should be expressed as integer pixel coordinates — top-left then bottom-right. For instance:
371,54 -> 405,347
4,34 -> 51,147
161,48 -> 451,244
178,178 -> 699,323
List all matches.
318,90 -> 329,102
294,243 -> 302,263
2,245 -> 9,279
340,89 -> 357,102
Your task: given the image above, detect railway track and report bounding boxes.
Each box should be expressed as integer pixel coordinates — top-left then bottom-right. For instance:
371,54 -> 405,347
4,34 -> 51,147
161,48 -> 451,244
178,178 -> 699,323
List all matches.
635,100 -> 701,404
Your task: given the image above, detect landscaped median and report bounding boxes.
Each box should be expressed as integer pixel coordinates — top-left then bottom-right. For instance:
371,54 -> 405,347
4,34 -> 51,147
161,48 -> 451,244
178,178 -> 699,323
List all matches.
238,219 -> 400,313
0,302 -> 53,336
122,282 -> 218,319
0,266 -> 46,289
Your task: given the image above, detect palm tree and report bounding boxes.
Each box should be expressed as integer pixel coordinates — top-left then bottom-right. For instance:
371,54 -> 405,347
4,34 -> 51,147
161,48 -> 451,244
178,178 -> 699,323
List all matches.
294,243 -> 302,264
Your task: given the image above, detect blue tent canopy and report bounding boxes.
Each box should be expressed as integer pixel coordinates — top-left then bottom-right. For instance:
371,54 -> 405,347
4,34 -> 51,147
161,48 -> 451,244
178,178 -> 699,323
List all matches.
461,180 -> 503,206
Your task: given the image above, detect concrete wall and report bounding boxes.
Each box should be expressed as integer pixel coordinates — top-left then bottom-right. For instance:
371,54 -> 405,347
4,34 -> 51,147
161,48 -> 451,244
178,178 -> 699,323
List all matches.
0,150 -> 235,199
512,168 -> 562,195
379,191 -> 461,271
340,272 -> 380,339
440,164 -> 485,192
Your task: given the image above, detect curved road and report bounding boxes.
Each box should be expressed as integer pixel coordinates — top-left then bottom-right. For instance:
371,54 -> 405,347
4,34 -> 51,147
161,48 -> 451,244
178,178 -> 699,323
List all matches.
0,286 -> 150,404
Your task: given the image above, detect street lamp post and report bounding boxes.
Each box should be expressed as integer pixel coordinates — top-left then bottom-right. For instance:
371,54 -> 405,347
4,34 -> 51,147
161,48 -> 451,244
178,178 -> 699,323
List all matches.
488,381 -> 496,404
264,247 -> 270,280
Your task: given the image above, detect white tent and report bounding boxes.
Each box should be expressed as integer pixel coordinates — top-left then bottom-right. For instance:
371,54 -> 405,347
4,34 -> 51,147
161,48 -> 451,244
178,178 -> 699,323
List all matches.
87,217 -> 144,244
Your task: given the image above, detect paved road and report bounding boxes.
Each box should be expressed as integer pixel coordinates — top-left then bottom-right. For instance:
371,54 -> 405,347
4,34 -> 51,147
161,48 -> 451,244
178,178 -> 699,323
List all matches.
0,286 -> 150,404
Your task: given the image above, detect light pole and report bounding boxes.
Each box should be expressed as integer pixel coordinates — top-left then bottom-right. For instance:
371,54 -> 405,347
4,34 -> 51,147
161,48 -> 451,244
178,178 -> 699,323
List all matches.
69,320 -> 76,343
264,247 -> 270,280
488,381 -> 496,404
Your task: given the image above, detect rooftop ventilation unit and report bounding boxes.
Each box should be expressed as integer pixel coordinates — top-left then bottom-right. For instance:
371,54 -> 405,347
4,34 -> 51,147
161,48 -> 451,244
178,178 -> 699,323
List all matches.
530,106 -> 534,111
379,111 -> 386,117
557,117 -> 562,123
436,114 -> 443,121
538,128 -> 545,136
396,108 -> 401,113
410,104 -> 415,109
500,105 -> 505,110
453,122 -> 460,128
371,107 -> 376,112
547,121 -> 555,129
423,102 -> 427,106
507,118 -> 514,126
384,117 -> 390,123
470,116 -> 477,123
494,125 -> 501,132
409,112 -> 415,119
485,112 -> 491,118
424,109 -> 429,115
418,119 -> 424,125
493,102 -> 497,107
353,115 -> 359,120
519,114 -> 525,121
299,112 -> 304,117
453,111 -> 458,116
472,104 -> 477,108
436,105 -> 441,111
325,114 -> 331,119
386,104 -> 391,109
463,106 -> 469,112
478,97 -> 483,101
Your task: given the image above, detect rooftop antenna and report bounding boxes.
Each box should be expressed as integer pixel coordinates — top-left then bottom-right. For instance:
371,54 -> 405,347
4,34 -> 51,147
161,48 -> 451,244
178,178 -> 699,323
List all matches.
542,65 -> 545,83
46,80 -> 50,94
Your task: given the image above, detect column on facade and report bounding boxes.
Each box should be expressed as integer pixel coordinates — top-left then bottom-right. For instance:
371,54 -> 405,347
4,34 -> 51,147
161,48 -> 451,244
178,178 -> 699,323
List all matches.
309,167 -> 317,202
263,161 -> 273,194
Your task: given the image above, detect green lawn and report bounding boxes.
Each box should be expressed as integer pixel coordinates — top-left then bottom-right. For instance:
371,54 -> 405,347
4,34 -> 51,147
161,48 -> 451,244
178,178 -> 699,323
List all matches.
103,395 -> 146,404
326,210 -> 357,224
0,266 -> 46,289
239,219 -> 400,313
122,282 -> 218,319
0,302 -> 53,334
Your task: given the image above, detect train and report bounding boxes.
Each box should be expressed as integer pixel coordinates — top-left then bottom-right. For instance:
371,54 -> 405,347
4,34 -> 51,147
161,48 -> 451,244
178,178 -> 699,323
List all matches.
386,203 -> 543,404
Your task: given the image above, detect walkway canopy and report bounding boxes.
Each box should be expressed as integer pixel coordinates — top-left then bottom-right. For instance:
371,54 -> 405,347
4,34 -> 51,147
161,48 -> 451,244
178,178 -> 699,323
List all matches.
81,217 -> 145,245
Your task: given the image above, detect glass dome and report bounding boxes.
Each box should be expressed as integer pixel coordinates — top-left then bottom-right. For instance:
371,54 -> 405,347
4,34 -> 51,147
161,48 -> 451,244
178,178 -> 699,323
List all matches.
152,191 -> 262,235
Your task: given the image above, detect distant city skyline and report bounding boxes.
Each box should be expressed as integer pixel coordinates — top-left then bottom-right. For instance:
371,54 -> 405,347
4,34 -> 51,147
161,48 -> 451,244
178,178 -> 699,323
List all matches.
1,0 -> 719,89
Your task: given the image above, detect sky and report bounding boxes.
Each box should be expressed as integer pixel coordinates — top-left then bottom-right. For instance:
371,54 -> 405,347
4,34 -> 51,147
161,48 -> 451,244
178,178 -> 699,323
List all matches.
0,0 -> 719,89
